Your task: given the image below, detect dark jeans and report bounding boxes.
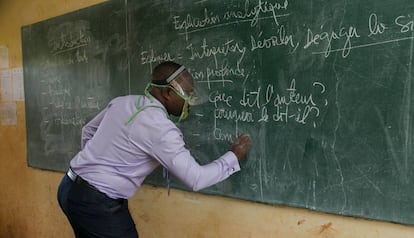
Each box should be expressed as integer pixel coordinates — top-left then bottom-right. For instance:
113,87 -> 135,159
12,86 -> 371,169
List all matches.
57,174 -> 139,238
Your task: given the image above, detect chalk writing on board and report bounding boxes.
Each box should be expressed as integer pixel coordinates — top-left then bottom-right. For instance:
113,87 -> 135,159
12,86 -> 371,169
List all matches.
187,38 -> 246,67
309,12 -> 414,57
171,2 -> 414,61
190,63 -> 247,89
304,25 -> 360,58
185,38 -> 247,89
250,25 -> 299,52
206,78 -> 327,142
141,48 -> 178,70
47,21 -> 92,64
173,0 -> 290,40
37,20 -> 111,134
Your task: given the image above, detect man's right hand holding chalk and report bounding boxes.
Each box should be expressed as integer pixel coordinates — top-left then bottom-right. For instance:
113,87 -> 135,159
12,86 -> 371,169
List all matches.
231,134 -> 251,161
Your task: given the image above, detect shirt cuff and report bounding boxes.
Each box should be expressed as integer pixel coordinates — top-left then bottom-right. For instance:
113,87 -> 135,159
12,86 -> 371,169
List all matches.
221,151 -> 241,175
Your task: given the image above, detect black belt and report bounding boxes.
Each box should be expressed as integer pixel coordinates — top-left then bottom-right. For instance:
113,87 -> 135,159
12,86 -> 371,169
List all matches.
66,167 -> 126,203
67,167 -> 99,192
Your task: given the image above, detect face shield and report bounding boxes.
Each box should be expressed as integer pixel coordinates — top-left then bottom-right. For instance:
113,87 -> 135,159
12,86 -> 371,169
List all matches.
169,79 -> 195,104
145,65 -> 208,122
168,66 -> 211,121
166,66 -> 193,122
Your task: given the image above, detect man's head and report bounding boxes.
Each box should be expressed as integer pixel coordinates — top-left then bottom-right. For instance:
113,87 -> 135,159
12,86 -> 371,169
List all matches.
148,61 -> 194,121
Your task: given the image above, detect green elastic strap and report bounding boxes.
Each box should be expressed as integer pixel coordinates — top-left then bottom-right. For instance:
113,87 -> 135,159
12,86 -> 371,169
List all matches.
126,85 -> 172,195
124,93 -> 168,125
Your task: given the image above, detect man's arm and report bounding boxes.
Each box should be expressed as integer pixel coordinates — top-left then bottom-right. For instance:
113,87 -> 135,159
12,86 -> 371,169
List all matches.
81,108 -> 108,149
153,131 -> 251,191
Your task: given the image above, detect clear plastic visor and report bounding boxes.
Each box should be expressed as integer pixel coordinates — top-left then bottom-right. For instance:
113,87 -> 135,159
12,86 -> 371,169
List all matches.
169,77 -> 206,106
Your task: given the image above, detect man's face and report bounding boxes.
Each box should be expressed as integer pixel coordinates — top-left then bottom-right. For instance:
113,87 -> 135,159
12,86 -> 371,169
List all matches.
167,71 -> 194,118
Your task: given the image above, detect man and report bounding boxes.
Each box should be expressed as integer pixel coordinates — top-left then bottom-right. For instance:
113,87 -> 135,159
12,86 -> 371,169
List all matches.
57,61 -> 251,238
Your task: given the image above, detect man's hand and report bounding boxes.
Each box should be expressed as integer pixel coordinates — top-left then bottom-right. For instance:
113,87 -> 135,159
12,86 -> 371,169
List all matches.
231,134 -> 251,161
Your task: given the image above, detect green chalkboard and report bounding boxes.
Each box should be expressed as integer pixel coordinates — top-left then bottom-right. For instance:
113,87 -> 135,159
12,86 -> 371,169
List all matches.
22,0 -> 414,225
22,1 -> 129,169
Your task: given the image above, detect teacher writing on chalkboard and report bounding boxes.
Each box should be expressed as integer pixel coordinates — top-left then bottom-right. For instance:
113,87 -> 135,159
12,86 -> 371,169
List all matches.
57,61 -> 251,238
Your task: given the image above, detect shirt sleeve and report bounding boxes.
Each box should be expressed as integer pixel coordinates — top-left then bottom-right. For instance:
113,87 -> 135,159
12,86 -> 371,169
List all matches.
81,107 -> 108,149
151,127 -> 241,191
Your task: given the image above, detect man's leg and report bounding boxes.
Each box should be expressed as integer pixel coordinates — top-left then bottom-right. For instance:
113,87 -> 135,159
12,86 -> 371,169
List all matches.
58,175 -> 138,238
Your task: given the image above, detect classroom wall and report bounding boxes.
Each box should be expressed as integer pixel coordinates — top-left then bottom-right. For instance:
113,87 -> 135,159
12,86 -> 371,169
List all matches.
1,0 -> 414,237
